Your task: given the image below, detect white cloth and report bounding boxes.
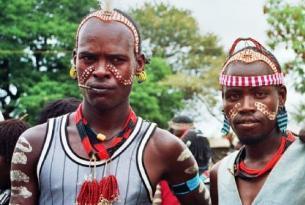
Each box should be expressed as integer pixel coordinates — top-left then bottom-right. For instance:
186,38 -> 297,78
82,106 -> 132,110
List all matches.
218,138 -> 305,205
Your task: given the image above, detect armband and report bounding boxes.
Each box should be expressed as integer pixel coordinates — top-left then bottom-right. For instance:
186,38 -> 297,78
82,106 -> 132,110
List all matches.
171,174 -> 201,195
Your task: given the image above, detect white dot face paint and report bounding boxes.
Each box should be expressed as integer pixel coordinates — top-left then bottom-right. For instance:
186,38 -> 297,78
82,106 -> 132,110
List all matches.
106,63 -> 133,85
254,102 -> 276,120
177,148 -> 193,162
15,137 -> 32,153
12,152 -> 27,165
11,186 -> 32,199
78,65 -> 95,85
10,170 -> 30,183
228,103 -> 241,120
184,164 -> 199,174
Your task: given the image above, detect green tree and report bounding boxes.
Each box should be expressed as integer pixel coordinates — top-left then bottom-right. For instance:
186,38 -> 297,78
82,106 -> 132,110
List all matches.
0,0 -> 96,118
131,57 -> 184,128
131,2 -> 225,115
264,0 -> 305,92
17,76 -> 81,124
264,0 -> 305,122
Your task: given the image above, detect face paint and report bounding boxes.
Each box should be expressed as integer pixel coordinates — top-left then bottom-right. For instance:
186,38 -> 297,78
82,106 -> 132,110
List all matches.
11,152 -> 27,165
79,63 -> 133,86
15,137 -> 32,153
228,103 -> 241,120
184,164 -> 199,174
106,63 -> 133,85
254,102 -> 276,120
10,170 -> 30,183
11,186 -> 32,199
177,148 -> 192,162
78,65 -> 95,85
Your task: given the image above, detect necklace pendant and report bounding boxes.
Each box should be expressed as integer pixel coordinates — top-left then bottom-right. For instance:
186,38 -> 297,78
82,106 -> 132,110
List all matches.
97,133 -> 107,141
98,199 -> 112,205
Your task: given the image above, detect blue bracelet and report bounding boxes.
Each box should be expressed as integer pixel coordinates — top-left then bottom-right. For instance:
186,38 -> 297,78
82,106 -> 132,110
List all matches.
171,174 -> 201,195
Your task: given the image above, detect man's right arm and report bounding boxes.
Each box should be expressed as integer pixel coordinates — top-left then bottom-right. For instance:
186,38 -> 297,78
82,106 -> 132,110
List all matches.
9,124 -> 47,205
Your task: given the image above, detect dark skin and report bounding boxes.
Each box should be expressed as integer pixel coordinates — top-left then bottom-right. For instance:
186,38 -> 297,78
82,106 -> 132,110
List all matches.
10,18 -> 209,205
210,61 -> 287,205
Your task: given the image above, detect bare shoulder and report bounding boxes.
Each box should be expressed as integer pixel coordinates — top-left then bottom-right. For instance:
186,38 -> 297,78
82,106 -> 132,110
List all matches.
19,123 -> 49,155
150,127 -> 186,159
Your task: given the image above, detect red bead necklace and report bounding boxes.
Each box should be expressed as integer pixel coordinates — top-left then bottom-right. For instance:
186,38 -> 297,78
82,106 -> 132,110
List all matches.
74,104 -> 137,205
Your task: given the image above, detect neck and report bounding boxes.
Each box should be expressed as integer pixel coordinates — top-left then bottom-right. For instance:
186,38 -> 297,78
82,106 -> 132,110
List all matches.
82,100 -> 131,137
243,128 -> 283,162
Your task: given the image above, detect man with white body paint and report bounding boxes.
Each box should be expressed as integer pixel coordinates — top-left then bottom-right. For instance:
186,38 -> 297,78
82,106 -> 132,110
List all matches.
210,38 -> 305,205
9,1 -> 210,205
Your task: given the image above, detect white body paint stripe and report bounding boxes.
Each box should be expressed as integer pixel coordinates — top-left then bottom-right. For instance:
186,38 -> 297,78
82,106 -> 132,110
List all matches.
16,137 -> 32,153
11,186 -> 32,198
11,152 -> 27,164
10,170 -> 30,183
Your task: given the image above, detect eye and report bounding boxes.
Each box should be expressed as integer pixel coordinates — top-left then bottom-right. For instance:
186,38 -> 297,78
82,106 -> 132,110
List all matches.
254,91 -> 267,99
79,54 -> 96,64
225,93 -> 241,101
110,56 -> 127,66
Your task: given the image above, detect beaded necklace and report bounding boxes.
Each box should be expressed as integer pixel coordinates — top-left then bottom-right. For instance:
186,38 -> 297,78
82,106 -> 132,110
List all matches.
234,132 -> 295,180
74,104 -> 137,160
74,104 -> 137,205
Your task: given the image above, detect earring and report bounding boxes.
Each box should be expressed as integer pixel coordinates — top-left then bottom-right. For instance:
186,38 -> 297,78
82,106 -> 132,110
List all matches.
277,106 -> 288,133
69,67 -> 77,79
135,71 -> 147,83
221,115 -> 230,136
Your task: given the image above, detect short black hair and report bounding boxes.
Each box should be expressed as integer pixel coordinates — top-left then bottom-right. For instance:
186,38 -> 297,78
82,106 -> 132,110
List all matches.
36,97 -> 81,124
182,130 -> 211,170
0,119 -> 30,163
171,115 -> 193,124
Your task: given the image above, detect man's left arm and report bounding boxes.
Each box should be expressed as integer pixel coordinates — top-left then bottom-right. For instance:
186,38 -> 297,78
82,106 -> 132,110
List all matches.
159,131 -> 211,205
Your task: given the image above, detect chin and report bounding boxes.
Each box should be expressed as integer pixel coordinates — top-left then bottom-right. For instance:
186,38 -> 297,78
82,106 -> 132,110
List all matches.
238,136 -> 264,145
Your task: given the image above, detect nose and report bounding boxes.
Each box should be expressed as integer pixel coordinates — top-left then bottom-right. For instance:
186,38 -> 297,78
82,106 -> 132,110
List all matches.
92,61 -> 111,79
239,95 -> 255,113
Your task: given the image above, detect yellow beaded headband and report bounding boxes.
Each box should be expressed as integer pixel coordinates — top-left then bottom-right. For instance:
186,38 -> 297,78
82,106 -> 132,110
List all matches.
221,48 -> 278,74
75,0 -> 140,54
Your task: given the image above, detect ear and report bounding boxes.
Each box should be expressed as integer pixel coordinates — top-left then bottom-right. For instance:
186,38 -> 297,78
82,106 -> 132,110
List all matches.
135,53 -> 145,73
72,49 -> 77,66
278,85 -> 287,106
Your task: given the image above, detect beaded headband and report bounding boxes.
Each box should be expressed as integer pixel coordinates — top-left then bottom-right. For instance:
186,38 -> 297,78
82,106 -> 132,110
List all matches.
76,0 -> 140,54
219,38 -> 285,87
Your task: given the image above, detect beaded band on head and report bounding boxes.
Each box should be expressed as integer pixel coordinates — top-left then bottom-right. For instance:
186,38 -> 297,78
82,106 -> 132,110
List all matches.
75,0 -> 141,55
219,38 -> 285,87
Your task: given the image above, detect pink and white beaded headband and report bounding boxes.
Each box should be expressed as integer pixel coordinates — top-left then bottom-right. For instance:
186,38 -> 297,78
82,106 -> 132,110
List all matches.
219,38 -> 285,87
220,73 -> 285,87
75,0 -> 140,54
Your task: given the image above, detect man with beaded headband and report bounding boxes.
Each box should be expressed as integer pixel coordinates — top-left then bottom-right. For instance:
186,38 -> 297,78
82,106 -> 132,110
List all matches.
210,38 -> 305,205
10,1 -> 211,205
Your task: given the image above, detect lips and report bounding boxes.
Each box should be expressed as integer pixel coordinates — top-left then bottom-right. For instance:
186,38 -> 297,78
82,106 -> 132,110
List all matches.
234,117 -> 261,129
86,83 -> 114,93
